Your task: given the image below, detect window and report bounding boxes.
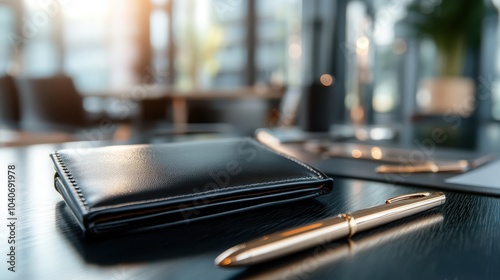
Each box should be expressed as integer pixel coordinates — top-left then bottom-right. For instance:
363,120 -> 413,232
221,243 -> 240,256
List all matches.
0,4 -> 14,73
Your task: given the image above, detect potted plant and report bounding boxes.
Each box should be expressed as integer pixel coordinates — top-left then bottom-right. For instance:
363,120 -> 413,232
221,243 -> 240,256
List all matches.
403,0 -> 485,116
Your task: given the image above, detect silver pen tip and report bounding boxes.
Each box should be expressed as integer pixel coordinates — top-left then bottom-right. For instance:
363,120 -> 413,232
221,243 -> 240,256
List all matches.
216,257 -> 233,267
215,244 -> 247,267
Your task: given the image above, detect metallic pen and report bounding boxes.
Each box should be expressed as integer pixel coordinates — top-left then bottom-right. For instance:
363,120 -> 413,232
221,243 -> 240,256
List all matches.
375,154 -> 495,174
215,192 -> 446,267
233,214 -> 443,280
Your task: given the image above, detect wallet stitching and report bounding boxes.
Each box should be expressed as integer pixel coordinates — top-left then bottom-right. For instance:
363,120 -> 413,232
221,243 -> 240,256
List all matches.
249,138 -> 324,179
89,177 -> 320,211
54,152 -> 89,211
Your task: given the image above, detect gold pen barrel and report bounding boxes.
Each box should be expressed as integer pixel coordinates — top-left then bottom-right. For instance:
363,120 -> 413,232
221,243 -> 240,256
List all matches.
350,192 -> 446,233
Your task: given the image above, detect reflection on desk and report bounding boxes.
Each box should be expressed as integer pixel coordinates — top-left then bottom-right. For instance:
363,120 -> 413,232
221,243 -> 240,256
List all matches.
235,213 -> 444,280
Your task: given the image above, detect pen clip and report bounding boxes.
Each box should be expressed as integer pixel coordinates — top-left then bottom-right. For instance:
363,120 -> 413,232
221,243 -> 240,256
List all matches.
385,192 -> 432,204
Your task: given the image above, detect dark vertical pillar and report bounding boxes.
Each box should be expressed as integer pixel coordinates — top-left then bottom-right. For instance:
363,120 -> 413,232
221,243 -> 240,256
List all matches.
299,0 -> 348,131
477,12 -> 497,122
327,0 -> 348,124
399,37 -> 419,124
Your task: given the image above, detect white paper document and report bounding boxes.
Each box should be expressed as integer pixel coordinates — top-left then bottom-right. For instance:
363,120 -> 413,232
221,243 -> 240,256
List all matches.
445,160 -> 500,189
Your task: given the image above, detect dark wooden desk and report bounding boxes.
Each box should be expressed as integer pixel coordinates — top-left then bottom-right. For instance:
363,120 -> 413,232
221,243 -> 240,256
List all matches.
1,141 -> 499,280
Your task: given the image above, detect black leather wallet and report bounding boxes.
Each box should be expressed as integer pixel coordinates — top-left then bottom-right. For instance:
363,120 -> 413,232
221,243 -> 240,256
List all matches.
50,138 -> 333,235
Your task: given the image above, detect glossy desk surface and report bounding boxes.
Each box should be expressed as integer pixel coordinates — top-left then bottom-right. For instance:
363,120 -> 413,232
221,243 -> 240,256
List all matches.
0,141 -> 499,280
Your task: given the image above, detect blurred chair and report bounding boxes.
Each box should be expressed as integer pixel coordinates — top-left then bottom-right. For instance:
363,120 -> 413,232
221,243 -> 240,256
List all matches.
15,75 -> 88,132
0,75 -> 21,128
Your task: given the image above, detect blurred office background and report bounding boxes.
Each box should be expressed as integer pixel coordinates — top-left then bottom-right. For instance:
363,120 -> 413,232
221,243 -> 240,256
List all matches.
1,0 -> 500,148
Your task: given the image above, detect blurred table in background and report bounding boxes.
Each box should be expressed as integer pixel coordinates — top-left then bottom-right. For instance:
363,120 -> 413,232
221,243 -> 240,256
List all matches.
83,85 -> 284,130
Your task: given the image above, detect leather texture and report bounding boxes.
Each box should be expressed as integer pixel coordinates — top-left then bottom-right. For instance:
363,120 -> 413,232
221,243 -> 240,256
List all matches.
51,138 -> 333,235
